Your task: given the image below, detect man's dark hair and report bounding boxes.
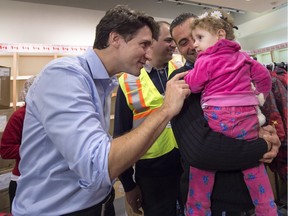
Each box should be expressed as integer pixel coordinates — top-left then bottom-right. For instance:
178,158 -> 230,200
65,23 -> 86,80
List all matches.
170,13 -> 196,35
94,5 -> 159,49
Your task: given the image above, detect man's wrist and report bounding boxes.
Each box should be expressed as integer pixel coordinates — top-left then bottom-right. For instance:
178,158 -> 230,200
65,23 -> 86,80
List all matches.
159,104 -> 173,120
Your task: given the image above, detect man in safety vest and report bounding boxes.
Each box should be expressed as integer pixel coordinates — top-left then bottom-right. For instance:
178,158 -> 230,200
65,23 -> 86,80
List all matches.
114,21 -> 183,216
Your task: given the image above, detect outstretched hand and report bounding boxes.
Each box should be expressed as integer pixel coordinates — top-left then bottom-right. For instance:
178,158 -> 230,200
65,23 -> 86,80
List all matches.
162,71 -> 191,118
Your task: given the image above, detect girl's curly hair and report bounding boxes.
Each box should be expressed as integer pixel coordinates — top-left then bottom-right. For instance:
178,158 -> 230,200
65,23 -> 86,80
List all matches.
192,10 -> 236,40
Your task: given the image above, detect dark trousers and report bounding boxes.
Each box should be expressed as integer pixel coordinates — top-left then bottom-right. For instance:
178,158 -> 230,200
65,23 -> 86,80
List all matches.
136,174 -> 179,216
8,180 -> 17,213
63,189 -> 115,216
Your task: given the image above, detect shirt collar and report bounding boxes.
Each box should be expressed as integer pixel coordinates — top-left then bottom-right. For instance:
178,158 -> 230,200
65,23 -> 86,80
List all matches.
83,48 -> 118,86
84,48 -> 110,80
185,61 -> 194,69
143,62 -> 169,74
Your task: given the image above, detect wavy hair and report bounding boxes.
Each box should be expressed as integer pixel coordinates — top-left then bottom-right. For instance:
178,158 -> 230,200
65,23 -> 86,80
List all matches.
192,10 -> 236,40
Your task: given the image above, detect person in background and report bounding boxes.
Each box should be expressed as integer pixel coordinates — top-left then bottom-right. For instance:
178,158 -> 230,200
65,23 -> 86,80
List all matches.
12,5 -> 190,216
113,21 -> 183,216
0,76 -> 36,213
170,12 -> 280,215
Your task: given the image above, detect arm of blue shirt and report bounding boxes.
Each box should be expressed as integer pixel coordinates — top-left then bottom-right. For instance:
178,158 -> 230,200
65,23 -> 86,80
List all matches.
113,86 -> 137,192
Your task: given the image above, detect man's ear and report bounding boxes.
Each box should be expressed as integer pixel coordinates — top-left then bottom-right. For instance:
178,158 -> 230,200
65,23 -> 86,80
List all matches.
217,29 -> 226,40
108,32 -> 122,48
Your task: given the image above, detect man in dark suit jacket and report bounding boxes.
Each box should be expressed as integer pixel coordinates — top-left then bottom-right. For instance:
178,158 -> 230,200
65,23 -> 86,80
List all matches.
170,13 -> 281,215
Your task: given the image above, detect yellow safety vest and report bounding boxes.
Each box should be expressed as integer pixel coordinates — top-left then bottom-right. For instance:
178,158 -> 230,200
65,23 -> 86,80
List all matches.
119,61 -> 179,159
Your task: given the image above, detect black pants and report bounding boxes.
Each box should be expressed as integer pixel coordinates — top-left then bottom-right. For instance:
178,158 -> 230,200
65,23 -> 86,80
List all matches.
8,180 -> 17,213
136,175 -> 179,216
63,189 -> 115,216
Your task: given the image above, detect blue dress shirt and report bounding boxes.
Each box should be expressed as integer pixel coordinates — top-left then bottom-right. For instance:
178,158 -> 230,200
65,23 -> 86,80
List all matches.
12,49 -> 118,215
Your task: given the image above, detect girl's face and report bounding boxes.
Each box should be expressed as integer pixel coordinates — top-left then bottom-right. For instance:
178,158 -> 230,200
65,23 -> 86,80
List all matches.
192,27 -> 219,54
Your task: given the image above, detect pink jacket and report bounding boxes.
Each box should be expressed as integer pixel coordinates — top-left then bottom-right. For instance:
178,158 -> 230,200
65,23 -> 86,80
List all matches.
184,39 -> 272,107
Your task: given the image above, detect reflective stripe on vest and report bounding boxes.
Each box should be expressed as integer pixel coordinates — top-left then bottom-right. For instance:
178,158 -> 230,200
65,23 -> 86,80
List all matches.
119,61 -> 179,159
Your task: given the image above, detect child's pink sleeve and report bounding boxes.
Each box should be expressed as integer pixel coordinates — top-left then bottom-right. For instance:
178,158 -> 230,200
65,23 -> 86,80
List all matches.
184,60 -> 208,93
250,61 -> 272,98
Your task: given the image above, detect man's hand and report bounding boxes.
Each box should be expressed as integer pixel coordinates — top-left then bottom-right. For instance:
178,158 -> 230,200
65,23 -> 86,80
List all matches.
259,125 -> 281,163
162,71 -> 191,118
125,185 -> 143,214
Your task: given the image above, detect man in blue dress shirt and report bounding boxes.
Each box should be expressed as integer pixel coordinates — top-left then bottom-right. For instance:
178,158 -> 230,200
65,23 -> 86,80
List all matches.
12,5 -> 191,216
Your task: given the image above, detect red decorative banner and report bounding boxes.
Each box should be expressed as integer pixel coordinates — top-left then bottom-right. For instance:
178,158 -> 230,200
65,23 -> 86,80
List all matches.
0,42 -> 287,55
245,42 -> 288,55
0,43 -> 91,54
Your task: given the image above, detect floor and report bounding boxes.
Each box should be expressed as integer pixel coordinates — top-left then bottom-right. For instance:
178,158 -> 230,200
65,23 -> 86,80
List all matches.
114,196 -> 126,216
114,180 -> 127,216
114,180 -> 142,216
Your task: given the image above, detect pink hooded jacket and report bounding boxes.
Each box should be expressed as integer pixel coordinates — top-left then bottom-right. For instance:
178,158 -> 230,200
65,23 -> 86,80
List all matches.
184,39 -> 272,107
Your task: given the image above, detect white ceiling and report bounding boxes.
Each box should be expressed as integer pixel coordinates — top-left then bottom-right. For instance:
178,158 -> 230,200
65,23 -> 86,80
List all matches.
184,0 -> 287,13
8,0 -> 288,25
